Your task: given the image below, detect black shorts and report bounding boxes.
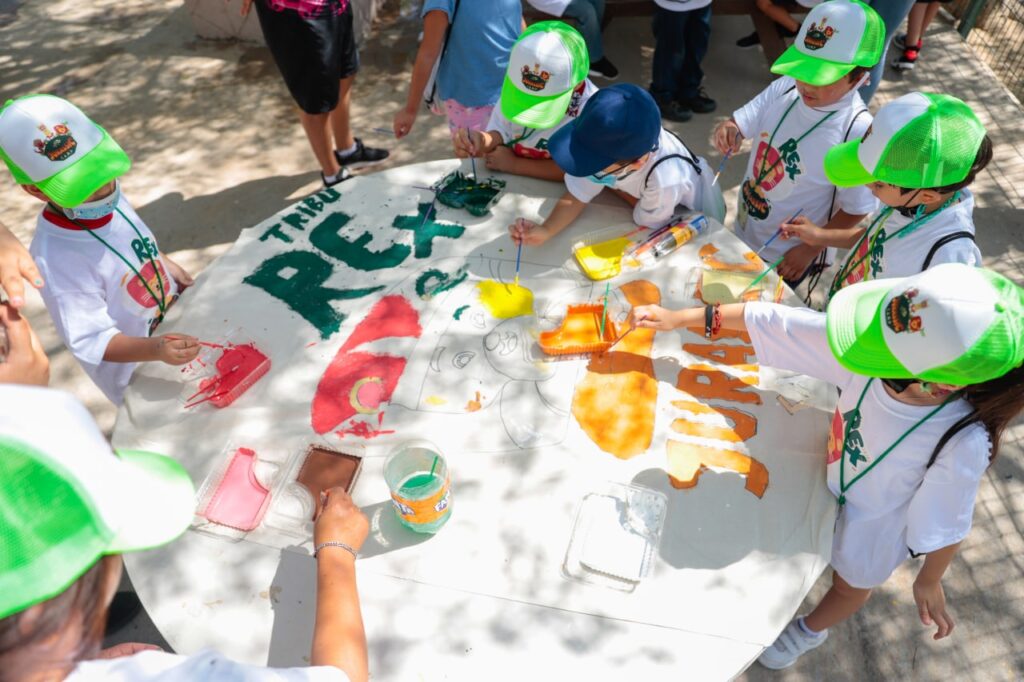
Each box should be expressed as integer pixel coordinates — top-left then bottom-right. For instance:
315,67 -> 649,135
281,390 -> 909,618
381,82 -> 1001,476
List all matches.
255,0 -> 359,114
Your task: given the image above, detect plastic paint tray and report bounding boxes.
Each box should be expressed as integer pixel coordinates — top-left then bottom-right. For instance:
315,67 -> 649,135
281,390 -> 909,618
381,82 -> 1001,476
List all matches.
563,482 -> 668,591
433,170 -> 506,217
182,339 -> 271,409
571,225 -> 648,281
193,445 -> 280,539
684,267 -> 769,305
538,303 -> 621,356
263,443 -> 365,537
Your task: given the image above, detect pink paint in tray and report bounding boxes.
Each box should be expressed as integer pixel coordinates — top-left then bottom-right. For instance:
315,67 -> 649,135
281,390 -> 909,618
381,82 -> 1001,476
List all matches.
200,447 -> 272,531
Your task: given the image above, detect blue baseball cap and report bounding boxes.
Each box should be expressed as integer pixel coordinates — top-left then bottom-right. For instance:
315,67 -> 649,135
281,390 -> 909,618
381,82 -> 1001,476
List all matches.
548,84 -> 662,177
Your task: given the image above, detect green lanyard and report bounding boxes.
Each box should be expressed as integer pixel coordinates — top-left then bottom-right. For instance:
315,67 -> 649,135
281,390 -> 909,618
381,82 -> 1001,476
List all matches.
837,378 -> 960,506
829,192 -> 961,299
503,127 -> 534,148
73,207 -> 169,318
752,97 -> 836,188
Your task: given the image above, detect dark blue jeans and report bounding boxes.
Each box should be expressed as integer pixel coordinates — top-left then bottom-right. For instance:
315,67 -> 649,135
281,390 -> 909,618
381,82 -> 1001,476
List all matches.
650,5 -> 712,103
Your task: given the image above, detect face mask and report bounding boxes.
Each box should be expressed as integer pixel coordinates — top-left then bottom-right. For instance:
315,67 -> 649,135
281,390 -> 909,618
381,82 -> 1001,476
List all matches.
587,172 -> 618,187
895,189 -> 924,218
62,181 -> 120,221
588,161 -> 639,187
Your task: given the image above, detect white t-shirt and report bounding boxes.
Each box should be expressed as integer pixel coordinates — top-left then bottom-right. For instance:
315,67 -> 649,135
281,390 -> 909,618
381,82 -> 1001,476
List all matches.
524,0 -> 571,16
830,189 -> 982,296
745,303 -> 990,589
732,76 -> 878,264
67,649 -> 348,681
652,0 -> 712,11
487,79 -> 598,160
564,128 -> 705,229
29,197 -> 179,405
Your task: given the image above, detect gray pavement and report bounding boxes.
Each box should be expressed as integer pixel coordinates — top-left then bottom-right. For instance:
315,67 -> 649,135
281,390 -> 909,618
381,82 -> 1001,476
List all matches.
1,1 -> 1021,679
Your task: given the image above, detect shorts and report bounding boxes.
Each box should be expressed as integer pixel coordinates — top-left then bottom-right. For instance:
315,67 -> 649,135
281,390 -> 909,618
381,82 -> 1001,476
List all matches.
255,0 -> 359,114
442,100 -> 495,138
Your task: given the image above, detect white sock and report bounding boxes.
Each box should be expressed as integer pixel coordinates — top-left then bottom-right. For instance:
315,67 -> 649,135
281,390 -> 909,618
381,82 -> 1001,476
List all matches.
337,141 -> 358,157
797,617 -> 821,637
323,168 -> 347,183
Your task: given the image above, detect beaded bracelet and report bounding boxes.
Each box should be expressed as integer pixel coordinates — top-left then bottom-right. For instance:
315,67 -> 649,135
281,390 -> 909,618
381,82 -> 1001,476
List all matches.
314,541 -> 358,560
704,303 -> 722,339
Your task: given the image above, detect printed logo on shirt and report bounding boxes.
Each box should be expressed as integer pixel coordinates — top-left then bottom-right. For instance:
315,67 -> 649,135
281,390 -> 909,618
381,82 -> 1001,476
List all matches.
566,82 -> 587,117
885,287 -> 929,335
841,407 -> 867,467
741,135 -> 802,222
841,227 -> 886,290
826,408 -> 845,464
33,122 -> 77,162
121,259 -> 171,310
513,142 -> 551,160
521,63 -> 551,92
804,19 -> 836,51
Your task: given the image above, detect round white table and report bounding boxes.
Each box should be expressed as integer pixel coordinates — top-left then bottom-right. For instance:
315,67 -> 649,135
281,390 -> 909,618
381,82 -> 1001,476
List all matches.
114,160 -> 838,680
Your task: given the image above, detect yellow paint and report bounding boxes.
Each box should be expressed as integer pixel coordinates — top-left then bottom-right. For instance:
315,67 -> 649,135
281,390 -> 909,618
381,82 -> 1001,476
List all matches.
425,395 -> 447,406
574,236 -> 632,280
699,270 -> 762,304
476,280 -> 534,319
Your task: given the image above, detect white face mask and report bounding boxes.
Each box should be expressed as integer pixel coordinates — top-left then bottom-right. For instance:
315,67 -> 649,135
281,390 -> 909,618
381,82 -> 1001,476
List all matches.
62,180 -> 120,220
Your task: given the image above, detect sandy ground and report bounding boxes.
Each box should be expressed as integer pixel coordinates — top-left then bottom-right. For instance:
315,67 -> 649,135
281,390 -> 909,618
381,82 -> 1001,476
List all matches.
1,1 -> 1022,678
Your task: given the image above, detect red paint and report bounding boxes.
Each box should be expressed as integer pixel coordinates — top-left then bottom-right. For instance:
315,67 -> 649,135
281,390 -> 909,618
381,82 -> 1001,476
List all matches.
336,421 -> 396,439
311,295 -> 422,434
185,343 -> 271,408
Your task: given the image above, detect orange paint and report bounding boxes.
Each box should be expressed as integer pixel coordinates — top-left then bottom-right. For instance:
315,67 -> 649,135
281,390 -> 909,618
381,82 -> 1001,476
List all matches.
466,391 -> 484,412
698,243 -> 763,272
682,343 -> 756,368
571,280 -> 660,459
684,325 -> 752,344
666,440 -> 768,498
538,303 -> 620,356
676,364 -> 761,404
670,404 -> 756,442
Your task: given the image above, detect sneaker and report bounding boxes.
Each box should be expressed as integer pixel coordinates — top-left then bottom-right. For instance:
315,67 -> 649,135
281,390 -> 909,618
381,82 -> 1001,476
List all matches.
779,25 -> 798,39
736,31 -> 760,49
679,87 -> 716,114
589,56 -> 619,80
893,32 -> 907,51
890,46 -> 919,71
758,617 -> 828,670
657,100 -> 693,123
321,167 -> 353,187
334,137 -> 389,169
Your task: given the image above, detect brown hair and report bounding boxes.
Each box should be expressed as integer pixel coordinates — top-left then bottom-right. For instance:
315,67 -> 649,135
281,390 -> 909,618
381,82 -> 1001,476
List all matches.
847,66 -> 870,83
928,362 -> 1024,467
0,556 -> 116,682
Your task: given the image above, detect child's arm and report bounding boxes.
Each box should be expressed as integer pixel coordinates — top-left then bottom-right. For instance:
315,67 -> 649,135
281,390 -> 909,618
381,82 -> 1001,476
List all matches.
393,9 -> 449,138
632,302 -> 749,333
781,212 -> 867,249
508,192 -> 587,246
311,488 -> 370,682
484,146 -> 566,182
163,255 -> 195,290
0,220 -> 43,308
103,333 -> 200,365
712,118 -> 744,156
913,541 -> 961,640
777,211 -> 869,280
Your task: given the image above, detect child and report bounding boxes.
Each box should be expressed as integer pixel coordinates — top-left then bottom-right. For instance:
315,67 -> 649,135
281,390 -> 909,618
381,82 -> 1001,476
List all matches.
631,262 -> 1024,670
393,0 -> 522,148
0,95 -> 200,405
509,83 -> 721,246
0,385 -> 370,681
524,0 -> 618,79
649,0 -> 715,122
713,0 -> 883,289
782,92 -> 990,300
453,21 -> 597,182
891,1 -> 951,71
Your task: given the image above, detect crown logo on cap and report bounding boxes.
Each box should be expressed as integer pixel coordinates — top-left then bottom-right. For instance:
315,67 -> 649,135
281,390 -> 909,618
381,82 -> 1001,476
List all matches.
804,19 -> 836,51
33,122 -> 77,162
885,287 -> 929,335
521,63 -> 551,92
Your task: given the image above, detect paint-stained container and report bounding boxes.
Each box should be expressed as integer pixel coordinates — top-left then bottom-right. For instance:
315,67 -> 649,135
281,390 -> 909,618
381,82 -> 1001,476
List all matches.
384,440 -> 451,534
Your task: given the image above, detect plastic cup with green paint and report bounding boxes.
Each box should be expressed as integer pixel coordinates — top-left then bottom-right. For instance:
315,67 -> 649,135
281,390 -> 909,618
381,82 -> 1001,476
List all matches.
384,439 -> 452,534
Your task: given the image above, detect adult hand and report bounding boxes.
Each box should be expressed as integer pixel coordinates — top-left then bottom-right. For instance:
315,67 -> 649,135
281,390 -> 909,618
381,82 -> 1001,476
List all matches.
96,643 -> 164,659
0,223 -> 44,308
776,243 -> 821,281
484,145 -> 516,173
155,334 -> 200,365
630,304 -> 681,331
780,216 -> 827,247
713,120 -> 743,156
0,304 -> 49,386
913,578 -> 955,640
507,218 -> 550,247
314,488 -> 369,552
393,107 -> 418,139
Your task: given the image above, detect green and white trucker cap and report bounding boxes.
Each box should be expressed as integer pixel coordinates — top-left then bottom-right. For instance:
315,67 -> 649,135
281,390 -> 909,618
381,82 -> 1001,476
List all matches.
771,0 -> 884,86
0,94 -> 131,208
824,92 -> 986,188
500,21 -> 590,129
827,263 -> 1024,385
0,386 -> 194,620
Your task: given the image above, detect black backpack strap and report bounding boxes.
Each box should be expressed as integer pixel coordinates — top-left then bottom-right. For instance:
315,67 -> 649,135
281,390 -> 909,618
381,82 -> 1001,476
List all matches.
643,130 -> 701,190
921,231 -> 976,271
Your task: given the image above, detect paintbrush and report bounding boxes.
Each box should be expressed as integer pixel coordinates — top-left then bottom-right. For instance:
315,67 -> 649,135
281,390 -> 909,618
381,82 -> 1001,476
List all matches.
755,208 -> 803,259
738,254 -> 786,298
513,239 -> 523,287
712,149 -> 733,187
598,282 -> 610,339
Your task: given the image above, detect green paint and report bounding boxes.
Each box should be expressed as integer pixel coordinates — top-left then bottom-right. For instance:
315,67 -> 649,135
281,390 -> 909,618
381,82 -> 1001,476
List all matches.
310,211 -> 412,271
243,250 -> 384,339
317,187 -> 341,204
303,196 -> 325,212
282,213 -> 310,231
400,473 -> 438,492
392,202 -> 466,258
434,171 -> 505,217
259,224 -> 293,244
453,305 -> 470,320
416,267 -> 468,300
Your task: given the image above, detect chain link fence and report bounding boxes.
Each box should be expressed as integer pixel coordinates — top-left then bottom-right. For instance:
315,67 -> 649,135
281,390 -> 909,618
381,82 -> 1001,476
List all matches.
950,0 -> 1024,104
